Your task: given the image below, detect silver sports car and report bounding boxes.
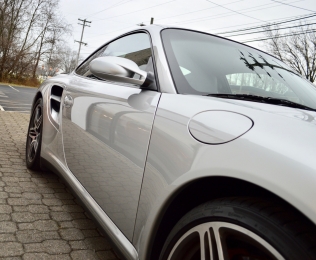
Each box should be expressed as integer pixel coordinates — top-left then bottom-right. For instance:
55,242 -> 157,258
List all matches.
26,25 -> 316,260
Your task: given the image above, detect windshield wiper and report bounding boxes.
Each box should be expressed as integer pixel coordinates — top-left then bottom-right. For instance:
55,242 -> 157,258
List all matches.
205,93 -> 316,112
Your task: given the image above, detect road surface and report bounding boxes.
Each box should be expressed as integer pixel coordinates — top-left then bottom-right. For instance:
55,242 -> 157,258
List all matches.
0,111 -> 118,259
0,84 -> 37,113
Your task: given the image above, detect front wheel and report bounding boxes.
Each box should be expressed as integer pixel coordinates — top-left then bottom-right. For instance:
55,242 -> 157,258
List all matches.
26,98 -> 43,170
160,197 -> 316,260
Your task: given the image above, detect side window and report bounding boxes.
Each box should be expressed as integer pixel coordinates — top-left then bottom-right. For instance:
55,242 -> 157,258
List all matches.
75,47 -> 106,76
102,33 -> 152,72
76,33 -> 153,80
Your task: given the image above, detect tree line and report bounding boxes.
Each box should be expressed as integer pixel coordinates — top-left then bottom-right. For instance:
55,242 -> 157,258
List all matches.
264,22 -> 316,83
0,0 -> 77,86
0,0 -> 315,87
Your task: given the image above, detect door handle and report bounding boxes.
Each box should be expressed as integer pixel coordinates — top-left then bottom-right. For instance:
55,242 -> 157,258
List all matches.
64,95 -> 74,108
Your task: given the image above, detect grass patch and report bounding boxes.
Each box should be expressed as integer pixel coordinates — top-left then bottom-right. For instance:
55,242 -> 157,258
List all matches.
1,77 -> 41,88
0,82 -> 38,88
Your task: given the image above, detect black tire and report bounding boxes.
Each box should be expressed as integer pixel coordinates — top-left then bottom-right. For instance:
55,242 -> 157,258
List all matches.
160,197 -> 316,260
26,98 -> 43,170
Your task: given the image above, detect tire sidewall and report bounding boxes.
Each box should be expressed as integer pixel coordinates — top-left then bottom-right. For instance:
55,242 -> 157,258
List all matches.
26,98 -> 43,170
160,199 -> 310,260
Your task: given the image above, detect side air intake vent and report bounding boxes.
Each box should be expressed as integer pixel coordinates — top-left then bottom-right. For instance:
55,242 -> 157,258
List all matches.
50,85 -> 63,125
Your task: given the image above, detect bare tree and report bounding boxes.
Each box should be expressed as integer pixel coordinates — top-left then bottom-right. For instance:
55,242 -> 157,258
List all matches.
33,3 -> 71,77
0,0 -> 26,80
57,46 -> 78,74
0,0 -> 72,84
264,23 -> 316,83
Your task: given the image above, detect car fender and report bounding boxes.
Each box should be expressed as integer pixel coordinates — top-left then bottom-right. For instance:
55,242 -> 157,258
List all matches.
133,93 -> 316,259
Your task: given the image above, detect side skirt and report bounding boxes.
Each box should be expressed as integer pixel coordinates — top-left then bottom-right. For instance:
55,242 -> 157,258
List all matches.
41,154 -> 139,260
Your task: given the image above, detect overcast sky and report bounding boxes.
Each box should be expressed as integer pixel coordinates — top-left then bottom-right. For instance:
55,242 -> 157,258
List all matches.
59,0 -> 316,58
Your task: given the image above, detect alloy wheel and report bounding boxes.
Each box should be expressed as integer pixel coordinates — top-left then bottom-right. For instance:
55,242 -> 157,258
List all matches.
167,221 -> 284,260
27,103 -> 42,163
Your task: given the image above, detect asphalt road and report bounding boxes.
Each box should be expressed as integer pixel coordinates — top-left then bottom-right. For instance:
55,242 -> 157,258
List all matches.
0,84 -> 37,113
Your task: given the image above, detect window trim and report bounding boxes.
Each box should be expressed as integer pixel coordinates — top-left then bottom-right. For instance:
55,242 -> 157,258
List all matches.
160,28 -> 302,95
74,29 -> 160,92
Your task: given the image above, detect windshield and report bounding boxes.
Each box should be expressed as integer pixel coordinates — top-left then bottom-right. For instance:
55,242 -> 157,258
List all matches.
161,29 -> 316,109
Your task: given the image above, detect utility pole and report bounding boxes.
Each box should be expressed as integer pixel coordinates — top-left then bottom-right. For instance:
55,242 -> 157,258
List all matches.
75,18 -> 91,66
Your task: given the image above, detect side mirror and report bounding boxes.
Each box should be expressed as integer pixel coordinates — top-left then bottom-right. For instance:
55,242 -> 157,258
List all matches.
89,56 -> 147,86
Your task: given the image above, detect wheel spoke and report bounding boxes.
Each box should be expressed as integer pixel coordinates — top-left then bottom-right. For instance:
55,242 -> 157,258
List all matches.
27,103 -> 42,163
208,228 -> 218,260
33,139 -> 38,153
34,106 -> 42,130
199,229 -> 211,260
199,224 -> 221,260
35,115 -> 42,130
199,231 -> 206,260
210,225 -> 225,260
28,127 -> 37,140
33,107 -> 39,126
28,140 -> 36,161
166,221 -> 285,260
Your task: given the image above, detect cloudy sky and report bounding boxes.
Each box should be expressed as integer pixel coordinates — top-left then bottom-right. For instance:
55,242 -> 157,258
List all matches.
59,0 -> 316,58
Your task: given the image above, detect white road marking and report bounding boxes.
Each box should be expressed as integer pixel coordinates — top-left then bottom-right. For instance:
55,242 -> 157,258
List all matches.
0,99 -> 21,101
3,106 -> 31,109
0,102 -> 31,105
0,86 -> 34,112
0,101 -> 20,104
0,99 -> 29,103
7,111 -> 30,113
8,85 -> 19,92
0,91 -> 8,98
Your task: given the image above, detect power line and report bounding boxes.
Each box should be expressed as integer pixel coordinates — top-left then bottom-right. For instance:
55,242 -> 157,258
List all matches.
217,12 -> 316,35
85,25 -> 137,39
173,6 -> 260,24
270,0 -> 316,13
84,3 -> 313,41
85,0 -> 132,19
72,0 -> 315,46
80,0 -> 303,34
75,18 -> 91,66
225,22 -> 316,38
173,0 -> 302,25
83,4 -> 304,42
207,9 -> 306,32
228,21 -> 316,37
242,29 -> 316,43
155,0 -> 244,21
93,0 -> 176,22
83,0 -> 177,40
205,0 -> 265,22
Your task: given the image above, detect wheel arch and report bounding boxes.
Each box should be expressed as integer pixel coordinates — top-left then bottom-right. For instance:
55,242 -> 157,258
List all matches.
147,176 -> 312,260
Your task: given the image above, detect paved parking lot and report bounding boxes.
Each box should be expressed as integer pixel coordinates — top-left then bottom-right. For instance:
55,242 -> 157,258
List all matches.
0,84 -> 36,113
0,111 -> 118,259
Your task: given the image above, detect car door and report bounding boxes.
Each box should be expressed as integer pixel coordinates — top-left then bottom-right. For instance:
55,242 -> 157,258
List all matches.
61,32 -> 161,241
